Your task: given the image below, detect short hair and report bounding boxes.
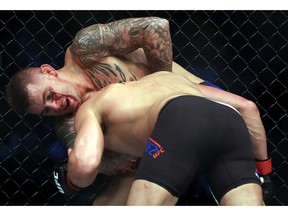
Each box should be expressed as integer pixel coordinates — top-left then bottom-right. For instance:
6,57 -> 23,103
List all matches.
6,67 -> 37,113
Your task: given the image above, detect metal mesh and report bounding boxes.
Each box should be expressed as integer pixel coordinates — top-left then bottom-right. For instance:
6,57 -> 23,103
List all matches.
0,10 -> 287,205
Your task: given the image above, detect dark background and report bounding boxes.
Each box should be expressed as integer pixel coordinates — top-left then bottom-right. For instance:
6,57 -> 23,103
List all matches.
0,10 -> 287,205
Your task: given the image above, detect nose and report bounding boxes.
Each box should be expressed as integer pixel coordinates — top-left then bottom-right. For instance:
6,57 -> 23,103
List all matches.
45,94 -> 66,114
53,93 -> 67,109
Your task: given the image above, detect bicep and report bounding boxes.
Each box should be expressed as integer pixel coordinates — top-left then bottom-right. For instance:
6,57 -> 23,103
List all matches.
66,109 -> 105,188
70,23 -> 107,57
74,111 -> 104,167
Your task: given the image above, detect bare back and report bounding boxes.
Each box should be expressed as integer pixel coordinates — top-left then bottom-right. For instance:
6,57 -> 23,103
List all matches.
75,72 -> 204,158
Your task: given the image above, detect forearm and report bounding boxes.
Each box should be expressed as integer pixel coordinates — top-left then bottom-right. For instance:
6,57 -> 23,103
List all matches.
238,104 -> 268,160
196,84 -> 268,160
70,17 -> 172,72
67,150 -> 99,188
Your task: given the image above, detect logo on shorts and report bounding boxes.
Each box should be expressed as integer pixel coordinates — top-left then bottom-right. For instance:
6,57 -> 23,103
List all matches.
146,138 -> 165,159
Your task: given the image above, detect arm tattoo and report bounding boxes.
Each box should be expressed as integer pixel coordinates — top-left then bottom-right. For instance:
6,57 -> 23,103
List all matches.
53,115 -> 76,150
70,17 -> 172,72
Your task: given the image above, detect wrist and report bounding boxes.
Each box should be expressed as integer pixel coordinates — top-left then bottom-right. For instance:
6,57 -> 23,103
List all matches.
256,157 -> 272,175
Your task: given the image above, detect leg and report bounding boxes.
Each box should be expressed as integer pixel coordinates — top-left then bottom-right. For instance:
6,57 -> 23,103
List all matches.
92,172 -> 135,205
220,183 -> 264,206
127,179 -> 178,206
204,99 -> 263,205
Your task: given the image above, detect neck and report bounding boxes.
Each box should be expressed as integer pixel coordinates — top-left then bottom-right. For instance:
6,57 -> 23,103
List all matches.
58,67 -> 96,103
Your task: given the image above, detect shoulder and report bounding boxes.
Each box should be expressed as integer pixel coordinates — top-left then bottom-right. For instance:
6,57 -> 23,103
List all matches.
78,83 -> 125,114
76,89 -> 110,116
97,84 -> 126,103
74,96 -> 99,128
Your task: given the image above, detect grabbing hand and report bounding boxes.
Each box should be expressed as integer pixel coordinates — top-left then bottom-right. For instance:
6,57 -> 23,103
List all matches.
99,150 -> 139,176
101,159 -> 139,176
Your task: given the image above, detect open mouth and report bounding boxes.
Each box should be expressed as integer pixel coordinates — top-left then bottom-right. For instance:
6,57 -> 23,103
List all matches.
64,98 -> 69,111
66,95 -> 80,112
58,97 -> 69,112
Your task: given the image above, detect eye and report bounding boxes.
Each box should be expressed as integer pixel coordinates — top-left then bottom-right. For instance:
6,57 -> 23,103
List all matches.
46,91 -> 52,102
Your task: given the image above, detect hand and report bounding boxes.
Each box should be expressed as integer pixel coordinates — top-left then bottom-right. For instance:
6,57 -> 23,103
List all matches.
101,159 -> 139,176
256,158 -> 274,203
99,150 -> 139,176
53,161 -> 109,199
259,173 -> 274,203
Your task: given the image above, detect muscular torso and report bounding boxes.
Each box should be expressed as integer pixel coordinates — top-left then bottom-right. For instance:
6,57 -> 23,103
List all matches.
76,72 -> 205,158
55,48 -> 204,172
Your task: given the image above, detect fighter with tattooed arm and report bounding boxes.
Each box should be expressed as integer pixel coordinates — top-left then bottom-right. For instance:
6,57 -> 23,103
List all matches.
6,16 -> 274,204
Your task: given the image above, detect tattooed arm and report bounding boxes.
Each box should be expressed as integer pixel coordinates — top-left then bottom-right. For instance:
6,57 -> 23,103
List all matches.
53,115 -> 138,175
70,17 -> 172,72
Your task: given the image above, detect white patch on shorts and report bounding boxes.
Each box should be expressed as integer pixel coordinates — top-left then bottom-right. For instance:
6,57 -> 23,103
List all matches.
207,99 -> 240,115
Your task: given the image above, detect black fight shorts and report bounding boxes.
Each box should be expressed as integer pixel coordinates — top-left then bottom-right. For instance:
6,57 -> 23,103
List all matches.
135,95 -> 260,202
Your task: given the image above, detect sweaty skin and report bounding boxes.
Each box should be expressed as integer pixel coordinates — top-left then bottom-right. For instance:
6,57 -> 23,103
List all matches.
69,72 -> 205,186
49,17 -> 267,172
5,17 -> 269,205
53,16 -> 210,174
68,71 -> 264,206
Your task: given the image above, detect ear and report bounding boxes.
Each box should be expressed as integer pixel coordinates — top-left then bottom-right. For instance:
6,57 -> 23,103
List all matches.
40,64 -> 58,78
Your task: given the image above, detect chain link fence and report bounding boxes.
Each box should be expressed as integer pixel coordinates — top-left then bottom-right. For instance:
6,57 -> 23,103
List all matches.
0,10 -> 287,205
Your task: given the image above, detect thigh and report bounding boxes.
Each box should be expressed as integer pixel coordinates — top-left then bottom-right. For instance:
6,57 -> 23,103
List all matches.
206,109 -> 261,202
93,172 -> 135,206
220,183 -> 264,206
127,179 -> 178,205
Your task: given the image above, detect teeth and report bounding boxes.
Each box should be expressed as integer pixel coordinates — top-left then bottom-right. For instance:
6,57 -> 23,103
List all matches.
65,98 -> 69,110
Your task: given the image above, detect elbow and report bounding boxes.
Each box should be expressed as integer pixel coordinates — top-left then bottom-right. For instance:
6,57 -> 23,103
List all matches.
146,17 -> 172,71
145,17 -> 170,33
79,159 -> 100,176
238,99 -> 261,117
153,17 -> 170,30
69,154 -> 101,188
77,155 -> 101,178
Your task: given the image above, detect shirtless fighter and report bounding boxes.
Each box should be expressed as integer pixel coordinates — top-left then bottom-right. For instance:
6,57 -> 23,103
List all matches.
66,71 -> 264,205
6,17 -> 273,204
